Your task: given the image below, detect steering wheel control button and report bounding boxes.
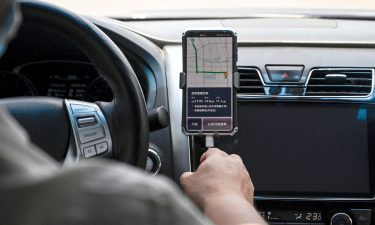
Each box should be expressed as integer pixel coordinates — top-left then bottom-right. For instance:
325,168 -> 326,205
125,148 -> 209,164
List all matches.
331,213 -> 352,225
83,146 -> 96,158
78,127 -> 105,144
95,142 -> 108,154
65,100 -> 112,162
350,209 -> 371,225
71,104 -> 96,114
77,116 -> 97,128
266,65 -> 304,83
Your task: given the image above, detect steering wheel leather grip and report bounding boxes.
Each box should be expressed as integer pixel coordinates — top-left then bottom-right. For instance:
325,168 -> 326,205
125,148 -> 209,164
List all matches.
15,0 -> 149,167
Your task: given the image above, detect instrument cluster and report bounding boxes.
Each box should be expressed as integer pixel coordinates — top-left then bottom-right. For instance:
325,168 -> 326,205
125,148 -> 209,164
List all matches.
0,60 -> 113,102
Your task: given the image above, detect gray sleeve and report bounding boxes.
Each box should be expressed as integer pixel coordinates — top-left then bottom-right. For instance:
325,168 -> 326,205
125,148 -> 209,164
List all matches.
148,176 -> 214,225
1,160 -> 213,225
75,162 -> 215,225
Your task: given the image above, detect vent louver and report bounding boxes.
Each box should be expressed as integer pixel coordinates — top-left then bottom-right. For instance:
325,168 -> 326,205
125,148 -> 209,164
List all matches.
306,68 -> 373,96
238,67 -> 265,95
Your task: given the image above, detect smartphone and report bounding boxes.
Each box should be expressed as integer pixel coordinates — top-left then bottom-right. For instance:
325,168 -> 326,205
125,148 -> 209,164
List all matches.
181,29 -> 238,135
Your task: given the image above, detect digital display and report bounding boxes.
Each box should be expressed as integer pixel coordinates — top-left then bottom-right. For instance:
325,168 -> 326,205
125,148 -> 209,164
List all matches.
215,103 -> 371,196
184,32 -> 235,133
47,74 -> 89,99
15,61 -> 113,102
259,210 -> 324,222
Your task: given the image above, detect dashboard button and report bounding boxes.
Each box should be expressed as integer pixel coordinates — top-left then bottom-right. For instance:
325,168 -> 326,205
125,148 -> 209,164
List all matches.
78,127 -> 105,144
330,213 -> 352,225
83,146 -> 96,158
266,65 -> 304,82
145,149 -> 161,175
350,209 -> 371,225
95,142 -> 108,154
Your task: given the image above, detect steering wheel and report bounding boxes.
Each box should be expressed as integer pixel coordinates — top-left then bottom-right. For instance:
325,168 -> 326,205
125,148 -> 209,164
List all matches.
0,0 -> 149,167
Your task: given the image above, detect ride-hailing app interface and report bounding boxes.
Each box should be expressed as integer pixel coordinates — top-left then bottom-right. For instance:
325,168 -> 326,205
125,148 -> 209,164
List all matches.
185,32 -> 234,133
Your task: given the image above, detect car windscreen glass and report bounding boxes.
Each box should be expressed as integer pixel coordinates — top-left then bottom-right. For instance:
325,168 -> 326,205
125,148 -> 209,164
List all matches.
42,0 -> 375,18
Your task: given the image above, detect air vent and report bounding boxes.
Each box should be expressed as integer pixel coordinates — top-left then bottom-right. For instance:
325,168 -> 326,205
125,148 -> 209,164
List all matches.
306,68 -> 373,96
238,67 -> 265,95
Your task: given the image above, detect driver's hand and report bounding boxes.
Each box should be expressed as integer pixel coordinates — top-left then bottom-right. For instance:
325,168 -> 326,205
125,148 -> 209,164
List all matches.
180,148 -> 254,209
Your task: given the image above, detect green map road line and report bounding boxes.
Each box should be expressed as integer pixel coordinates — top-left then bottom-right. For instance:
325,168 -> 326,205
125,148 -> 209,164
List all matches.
191,39 -> 228,76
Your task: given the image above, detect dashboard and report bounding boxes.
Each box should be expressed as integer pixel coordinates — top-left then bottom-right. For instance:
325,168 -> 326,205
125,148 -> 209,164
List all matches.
143,18 -> 375,225
2,13 -> 375,225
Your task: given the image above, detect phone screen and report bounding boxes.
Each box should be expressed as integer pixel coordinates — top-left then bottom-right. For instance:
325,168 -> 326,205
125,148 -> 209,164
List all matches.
183,30 -> 237,134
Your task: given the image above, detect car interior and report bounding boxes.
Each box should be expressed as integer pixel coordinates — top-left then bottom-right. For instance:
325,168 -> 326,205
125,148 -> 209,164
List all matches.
1,0 -> 375,225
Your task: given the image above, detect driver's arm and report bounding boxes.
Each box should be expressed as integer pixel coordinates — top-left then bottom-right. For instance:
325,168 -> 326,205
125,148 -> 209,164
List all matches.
180,148 -> 267,225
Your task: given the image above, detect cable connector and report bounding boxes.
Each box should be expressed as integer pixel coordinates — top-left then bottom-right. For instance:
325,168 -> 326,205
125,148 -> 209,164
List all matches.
205,135 -> 214,148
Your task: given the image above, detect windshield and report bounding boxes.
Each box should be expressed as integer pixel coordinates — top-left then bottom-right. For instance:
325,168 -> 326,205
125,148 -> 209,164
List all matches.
43,0 -> 375,19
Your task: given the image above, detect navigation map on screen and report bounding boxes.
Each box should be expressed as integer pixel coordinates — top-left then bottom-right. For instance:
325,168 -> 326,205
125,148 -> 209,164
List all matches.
185,35 -> 234,133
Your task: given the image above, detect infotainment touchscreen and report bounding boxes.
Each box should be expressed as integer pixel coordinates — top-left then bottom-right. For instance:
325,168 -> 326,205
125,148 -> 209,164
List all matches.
215,103 -> 372,197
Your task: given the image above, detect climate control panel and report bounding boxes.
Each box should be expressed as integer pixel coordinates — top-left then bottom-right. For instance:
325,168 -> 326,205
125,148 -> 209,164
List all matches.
258,208 -> 371,225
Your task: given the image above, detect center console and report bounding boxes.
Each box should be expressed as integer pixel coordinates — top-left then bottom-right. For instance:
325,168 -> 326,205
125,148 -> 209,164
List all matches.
189,66 -> 375,225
